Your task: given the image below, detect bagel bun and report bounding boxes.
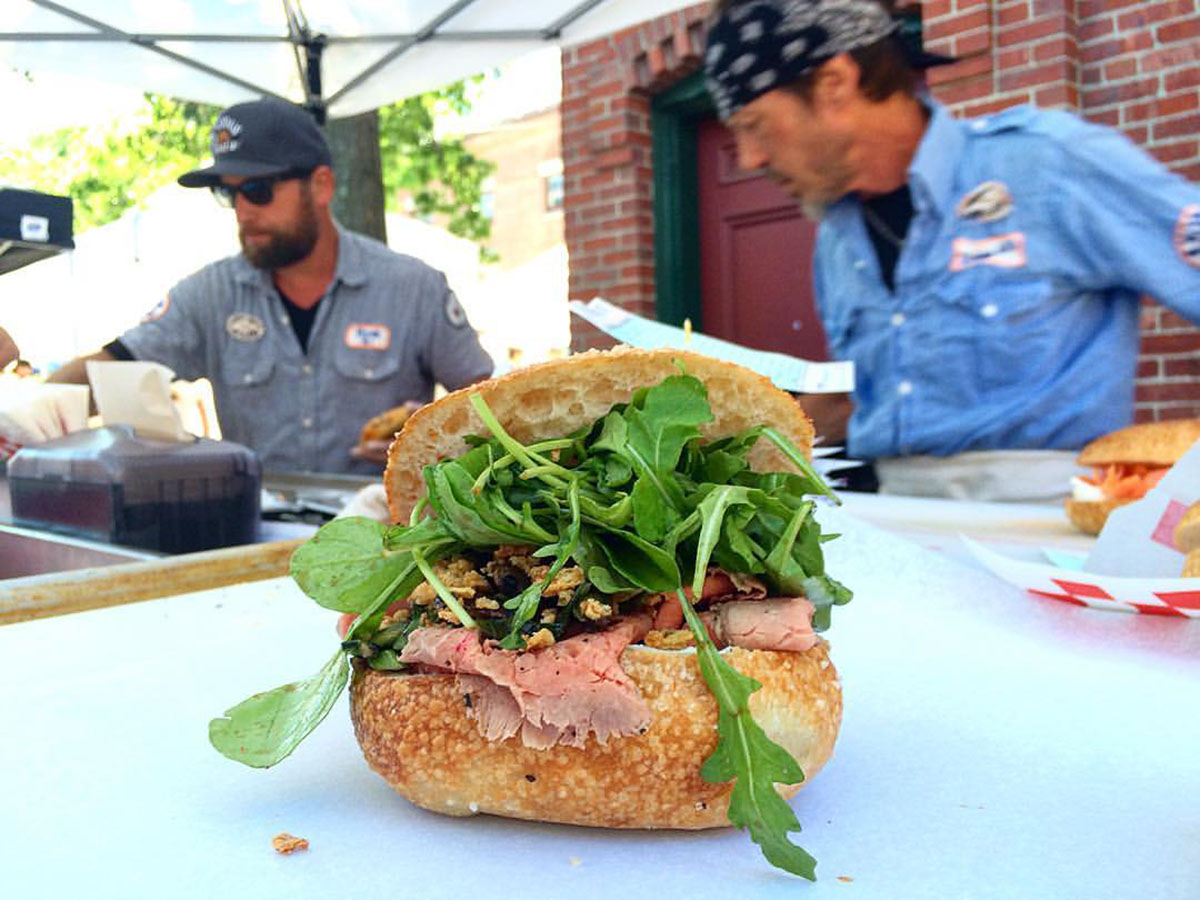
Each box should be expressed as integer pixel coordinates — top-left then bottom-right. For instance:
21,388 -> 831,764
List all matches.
1064,497 -> 1124,537
385,347 -> 815,525
1077,419 -> 1200,468
350,642 -> 841,829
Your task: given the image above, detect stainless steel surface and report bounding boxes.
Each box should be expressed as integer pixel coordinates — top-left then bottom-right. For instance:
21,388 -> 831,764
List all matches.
0,502 -> 1194,899
0,523 -> 157,580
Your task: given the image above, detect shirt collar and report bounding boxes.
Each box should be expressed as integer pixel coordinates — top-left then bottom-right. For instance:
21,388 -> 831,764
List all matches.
230,222 -> 368,289
906,99 -> 965,218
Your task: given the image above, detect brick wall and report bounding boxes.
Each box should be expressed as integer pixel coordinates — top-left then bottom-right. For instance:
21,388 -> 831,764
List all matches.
562,1 -> 1199,418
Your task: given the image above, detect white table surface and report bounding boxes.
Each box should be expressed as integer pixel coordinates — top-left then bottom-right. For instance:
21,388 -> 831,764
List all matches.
1,499 -> 1197,899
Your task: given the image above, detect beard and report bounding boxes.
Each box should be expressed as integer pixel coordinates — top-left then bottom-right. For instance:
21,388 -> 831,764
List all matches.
239,187 -> 320,270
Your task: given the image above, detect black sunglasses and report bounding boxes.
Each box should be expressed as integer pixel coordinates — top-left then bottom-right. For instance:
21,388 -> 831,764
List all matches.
211,170 -> 312,207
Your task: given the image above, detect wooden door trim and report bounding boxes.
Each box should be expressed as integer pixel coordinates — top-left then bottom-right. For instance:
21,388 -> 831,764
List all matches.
651,72 -> 713,329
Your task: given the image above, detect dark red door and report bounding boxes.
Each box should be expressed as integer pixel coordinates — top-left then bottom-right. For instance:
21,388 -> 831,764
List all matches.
696,117 -> 828,361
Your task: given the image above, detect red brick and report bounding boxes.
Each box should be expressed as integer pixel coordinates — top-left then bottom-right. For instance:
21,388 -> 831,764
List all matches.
1078,17 -> 1115,43
1161,311 -> 1200,332
1136,382 -> 1200,403
1157,19 -> 1200,43
927,9 -> 991,41
999,18 -> 1064,46
1165,68 -> 1200,92
924,0 -> 955,18
1084,107 -> 1121,126
1081,31 -> 1154,64
1083,77 -> 1162,108
1081,0 -> 1144,16
953,29 -> 993,57
1137,359 -> 1161,378
1117,0 -> 1196,29
1035,83 -> 1080,107
998,47 -> 1032,68
1164,355 -> 1200,378
932,77 -> 996,106
1148,141 -> 1200,164
1140,43 -> 1200,74
963,97 -> 1030,117
998,2 -> 1031,26
1122,125 -> 1149,144
928,53 -> 994,85
1153,114 -> 1200,140
999,60 -> 1074,91
1153,403 -> 1200,420
1103,58 -> 1138,80
1179,162 -> 1200,181
1032,37 -> 1078,63
1143,334 -> 1200,354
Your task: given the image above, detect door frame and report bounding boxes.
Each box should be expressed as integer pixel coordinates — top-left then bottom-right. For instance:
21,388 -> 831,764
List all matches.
651,71 -> 713,329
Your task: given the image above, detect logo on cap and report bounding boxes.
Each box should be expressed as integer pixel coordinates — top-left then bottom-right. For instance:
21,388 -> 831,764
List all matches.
213,114 -> 243,156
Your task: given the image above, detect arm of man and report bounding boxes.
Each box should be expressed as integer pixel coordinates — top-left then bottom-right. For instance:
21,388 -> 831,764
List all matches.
47,348 -> 117,385
1052,120 -> 1200,320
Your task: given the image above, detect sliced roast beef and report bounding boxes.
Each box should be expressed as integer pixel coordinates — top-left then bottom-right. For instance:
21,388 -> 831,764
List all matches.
399,614 -> 653,750
701,597 -> 817,652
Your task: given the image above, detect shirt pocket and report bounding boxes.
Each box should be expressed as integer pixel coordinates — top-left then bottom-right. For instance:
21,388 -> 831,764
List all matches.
934,277 -> 1056,393
332,345 -> 407,431
220,341 -> 276,389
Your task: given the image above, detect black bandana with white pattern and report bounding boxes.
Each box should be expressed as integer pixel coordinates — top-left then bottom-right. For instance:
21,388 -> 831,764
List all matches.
705,0 -> 899,120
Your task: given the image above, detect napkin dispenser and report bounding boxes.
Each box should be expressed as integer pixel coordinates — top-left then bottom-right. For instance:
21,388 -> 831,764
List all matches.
7,425 -> 261,553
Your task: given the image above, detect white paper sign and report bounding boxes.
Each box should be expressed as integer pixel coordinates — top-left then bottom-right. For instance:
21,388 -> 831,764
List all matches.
569,297 -> 855,394
86,360 -> 190,443
1085,439 -> 1200,577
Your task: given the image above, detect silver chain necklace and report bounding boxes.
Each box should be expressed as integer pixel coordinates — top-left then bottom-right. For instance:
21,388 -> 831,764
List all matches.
861,203 -> 906,250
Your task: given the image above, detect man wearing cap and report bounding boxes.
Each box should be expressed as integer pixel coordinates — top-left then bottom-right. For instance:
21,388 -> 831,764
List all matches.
51,97 -> 493,475
704,0 -> 1200,501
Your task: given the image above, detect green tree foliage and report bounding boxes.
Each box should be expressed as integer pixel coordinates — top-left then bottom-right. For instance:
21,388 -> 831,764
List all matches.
0,85 -> 494,249
378,81 -> 496,253
0,94 -> 216,231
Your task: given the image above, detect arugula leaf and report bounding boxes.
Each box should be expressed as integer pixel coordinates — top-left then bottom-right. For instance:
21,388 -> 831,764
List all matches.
209,649 -> 349,768
625,374 -> 714,473
676,589 -> 818,880
291,517 -> 412,613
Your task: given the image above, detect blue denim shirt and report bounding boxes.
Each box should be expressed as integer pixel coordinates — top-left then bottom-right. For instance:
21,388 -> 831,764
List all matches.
119,226 -> 493,474
815,102 -> 1200,461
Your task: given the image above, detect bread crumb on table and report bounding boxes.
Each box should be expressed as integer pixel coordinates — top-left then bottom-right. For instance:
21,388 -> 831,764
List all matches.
272,833 -> 309,854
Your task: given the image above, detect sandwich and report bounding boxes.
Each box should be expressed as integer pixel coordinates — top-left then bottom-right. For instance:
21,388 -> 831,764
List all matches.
1066,419 -> 1200,535
209,348 -> 852,879
358,402 -> 419,446
1176,501 -> 1200,577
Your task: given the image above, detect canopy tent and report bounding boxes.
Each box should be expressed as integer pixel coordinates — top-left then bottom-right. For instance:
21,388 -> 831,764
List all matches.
1,0 -> 697,120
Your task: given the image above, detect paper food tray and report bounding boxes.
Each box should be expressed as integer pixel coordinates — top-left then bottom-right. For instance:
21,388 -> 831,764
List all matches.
963,536 -> 1200,618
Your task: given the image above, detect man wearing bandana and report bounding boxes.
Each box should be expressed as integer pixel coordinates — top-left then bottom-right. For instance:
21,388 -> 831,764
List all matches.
705,0 -> 1200,501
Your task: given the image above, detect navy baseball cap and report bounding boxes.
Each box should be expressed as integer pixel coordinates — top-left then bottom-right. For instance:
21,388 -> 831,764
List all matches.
178,97 -> 333,188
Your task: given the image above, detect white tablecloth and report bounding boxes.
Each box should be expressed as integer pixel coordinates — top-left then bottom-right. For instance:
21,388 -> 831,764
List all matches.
0,500 -> 1196,899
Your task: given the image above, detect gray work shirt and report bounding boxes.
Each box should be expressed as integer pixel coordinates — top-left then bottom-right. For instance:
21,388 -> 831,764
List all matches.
119,226 -> 493,475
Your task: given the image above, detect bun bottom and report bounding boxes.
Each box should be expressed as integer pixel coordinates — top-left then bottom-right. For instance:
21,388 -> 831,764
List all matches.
1065,498 -> 1125,535
350,641 -> 842,829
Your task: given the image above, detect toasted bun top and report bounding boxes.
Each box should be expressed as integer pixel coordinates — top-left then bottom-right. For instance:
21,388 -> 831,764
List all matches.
384,347 -> 815,525
1077,419 -> 1200,467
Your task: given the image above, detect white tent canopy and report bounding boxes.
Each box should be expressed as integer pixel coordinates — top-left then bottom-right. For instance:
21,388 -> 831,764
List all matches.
1,0 -> 694,119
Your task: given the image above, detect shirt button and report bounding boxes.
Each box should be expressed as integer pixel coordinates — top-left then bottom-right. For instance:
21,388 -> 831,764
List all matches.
891,312 -> 906,327
972,119 -> 989,131
897,380 -> 914,396
302,417 -> 314,428
980,303 -> 999,318
302,363 -> 313,375
364,368 -> 375,378
242,373 -> 253,384
854,259 -> 868,270
279,314 -> 289,325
